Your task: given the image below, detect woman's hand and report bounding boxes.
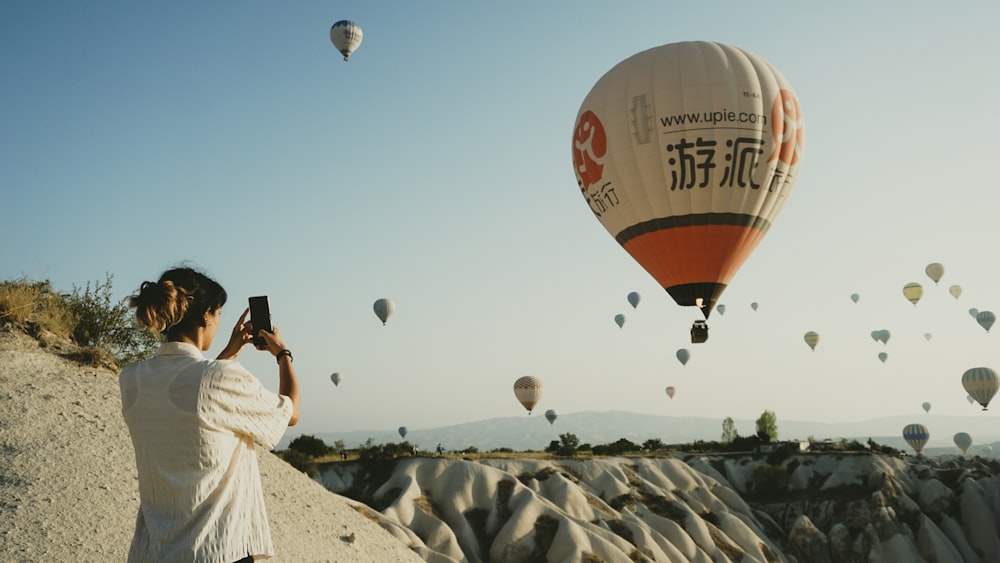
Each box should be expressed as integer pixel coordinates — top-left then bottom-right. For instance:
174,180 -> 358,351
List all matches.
256,325 -> 289,356
216,307 -> 253,360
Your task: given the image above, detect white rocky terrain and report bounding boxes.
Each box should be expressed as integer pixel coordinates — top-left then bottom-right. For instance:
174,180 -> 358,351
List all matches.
317,451 -> 1000,562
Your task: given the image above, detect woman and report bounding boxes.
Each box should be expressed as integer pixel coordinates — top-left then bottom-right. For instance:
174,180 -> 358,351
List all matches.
119,267 -> 300,562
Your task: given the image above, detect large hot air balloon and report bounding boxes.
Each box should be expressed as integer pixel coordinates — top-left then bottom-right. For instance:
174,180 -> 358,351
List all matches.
804,331 -> 819,351
329,20 -> 363,61
627,292 -> 641,309
572,41 -> 804,342
902,283 -> 923,306
373,298 -> 395,325
954,432 -> 973,454
330,372 -> 342,386
665,386 -> 676,399
925,263 -> 944,284
962,367 -> 999,410
398,426 -> 408,439
544,409 -> 558,425
676,348 -> 690,366
614,313 -> 626,329
513,376 -> 543,414
903,423 -> 929,454
922,402 -> 931,414
976,310 -> 995,332
949,285 -> 962,299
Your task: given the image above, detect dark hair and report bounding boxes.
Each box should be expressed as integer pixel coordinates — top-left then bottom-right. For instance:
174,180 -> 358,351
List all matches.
129,267 -> 227,339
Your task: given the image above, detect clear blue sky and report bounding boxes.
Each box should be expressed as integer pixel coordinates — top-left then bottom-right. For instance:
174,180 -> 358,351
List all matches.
4,2 -> 1000,439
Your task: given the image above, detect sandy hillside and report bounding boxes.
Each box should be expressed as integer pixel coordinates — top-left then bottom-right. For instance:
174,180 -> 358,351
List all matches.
0,328 -> 423,562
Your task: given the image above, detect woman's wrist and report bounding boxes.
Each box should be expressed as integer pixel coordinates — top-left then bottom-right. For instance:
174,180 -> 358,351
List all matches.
276,349 -> 293,363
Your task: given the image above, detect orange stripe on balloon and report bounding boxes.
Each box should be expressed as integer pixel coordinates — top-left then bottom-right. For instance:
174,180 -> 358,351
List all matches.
621,224 -> 766,289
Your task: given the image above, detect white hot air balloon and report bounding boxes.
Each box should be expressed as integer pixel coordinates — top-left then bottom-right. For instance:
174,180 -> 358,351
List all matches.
373,298 -> 395,325
572,41 -> 804,340
329,20 -> 363,61
676,348 -> 690,366
962,367 -> 999,410
665,386 -> 676,399
954,432 -> 973,454
903,423 -> 929,454
513,376 -> 544,414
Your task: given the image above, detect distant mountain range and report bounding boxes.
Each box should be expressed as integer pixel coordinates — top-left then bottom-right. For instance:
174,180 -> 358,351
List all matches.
282,410 -> 1000,456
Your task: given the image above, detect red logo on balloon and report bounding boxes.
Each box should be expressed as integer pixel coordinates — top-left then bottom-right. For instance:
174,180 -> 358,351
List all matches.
572,110 -> 607,190
769,90 -> 804,165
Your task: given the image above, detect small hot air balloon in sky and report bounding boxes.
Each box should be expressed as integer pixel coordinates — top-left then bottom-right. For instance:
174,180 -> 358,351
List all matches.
872,329 -> 891,345
903,423 -> 929,454
969,308 -> 979,319
716,304 -> 726,316
976,310 -> 995,332
925,263 -> 944,284
544,409 -> 558,425
665,386 -> 676,399
627,292 -> 640,309
330,372 -> 342,386
329,20 -> 363,61
513,376 -> 544,414
954,432 -> 973,454
373,298 -> 395,325
676,348 -> 690,366
804,331 -> 819,351
572,41 -> 804,337
751,302 -> 759,311
902,283 -> 923,305
949,285 -> 962,299
850,293 -> 860,304
398,426 -> 408,439
614,313 -> 626,329
878,352 -> 888,363
962,367 -> 999,410
922,402 -> 931,414
924,333 -> 932,341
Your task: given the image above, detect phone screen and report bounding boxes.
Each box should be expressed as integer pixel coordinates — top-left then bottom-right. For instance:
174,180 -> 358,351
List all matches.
248,296 -> 272,348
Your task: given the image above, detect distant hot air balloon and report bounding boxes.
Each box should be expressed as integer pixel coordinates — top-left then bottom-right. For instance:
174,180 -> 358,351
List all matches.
627,292 -> 641,309
716,304 -> 726,316
878,352 -> 888,363
751,302 -> 759,311
614,314 -> 626,329
976,310 -> 995,332
398,426 -> 408,439
513,376 -> 544,414
676,348 -> 690,366
925,263 -> 944,284
954,432 -> 973,454
330,372 -> 342,386
544,409 -> 558,425
967,394 -> 976,405
373,298 -> 395,325
922,402 -> 931,414
850,293 -> 860,304
903,283 -> 923,305
962,367 -> 999,411
329,20 -> 363,61
572,41 -> 804,337
804,331 -> 819,351
924,333 -> 932,341
949,285 -> 962,299
969,308 -> 979,319
871,329 -> 891,345
665,386 -> 676,399
903,423 -> 929,454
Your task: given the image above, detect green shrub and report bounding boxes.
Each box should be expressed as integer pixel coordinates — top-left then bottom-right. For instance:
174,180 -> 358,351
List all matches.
287,434 -> 333,457
66,274 -> 161,366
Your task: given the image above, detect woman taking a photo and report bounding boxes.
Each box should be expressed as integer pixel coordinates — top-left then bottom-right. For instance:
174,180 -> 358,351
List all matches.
119,266 -> 300,562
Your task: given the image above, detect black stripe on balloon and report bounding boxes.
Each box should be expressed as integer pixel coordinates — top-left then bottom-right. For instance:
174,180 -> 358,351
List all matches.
615,213 -> 771,246
666,283 -> 727,316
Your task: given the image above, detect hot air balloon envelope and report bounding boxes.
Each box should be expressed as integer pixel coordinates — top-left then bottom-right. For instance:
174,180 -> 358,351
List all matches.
544,409 -> 558,425
962,367 -> 999,410
627,292 -> 640,309
949,285 -> 962,299
925,263 -> 944,284
676,348 -> 690,366
903,423 -> 929,454
513,376 -> 544,414
614,314 -> 625,328
374,298 -> 395,325
954,432 -> 973,454
665,386 -> 676,399
330,20 -> 363,61
850,293 -> 860,304
330,372 -> 342,386
804,331 -> 819,350
903,283 -> 923,305
976,310 -> 995,332
878,352 -> 888,363
922,402 -> 931,413
573,41 -> 804,319
398,426 -> 408,439
751,302 -> 759,311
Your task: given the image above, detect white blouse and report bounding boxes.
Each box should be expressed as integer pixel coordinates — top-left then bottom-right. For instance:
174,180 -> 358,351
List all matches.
119,341 -> 293,562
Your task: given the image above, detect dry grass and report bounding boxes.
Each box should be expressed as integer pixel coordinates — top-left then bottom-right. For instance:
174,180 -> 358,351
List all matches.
0,278 -> 74,337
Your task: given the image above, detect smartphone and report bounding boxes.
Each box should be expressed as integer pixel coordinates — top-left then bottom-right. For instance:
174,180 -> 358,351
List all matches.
248,296 -> 272,349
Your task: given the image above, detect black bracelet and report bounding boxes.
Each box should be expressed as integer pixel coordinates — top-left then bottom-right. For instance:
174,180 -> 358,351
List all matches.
276,349 -> 293,363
